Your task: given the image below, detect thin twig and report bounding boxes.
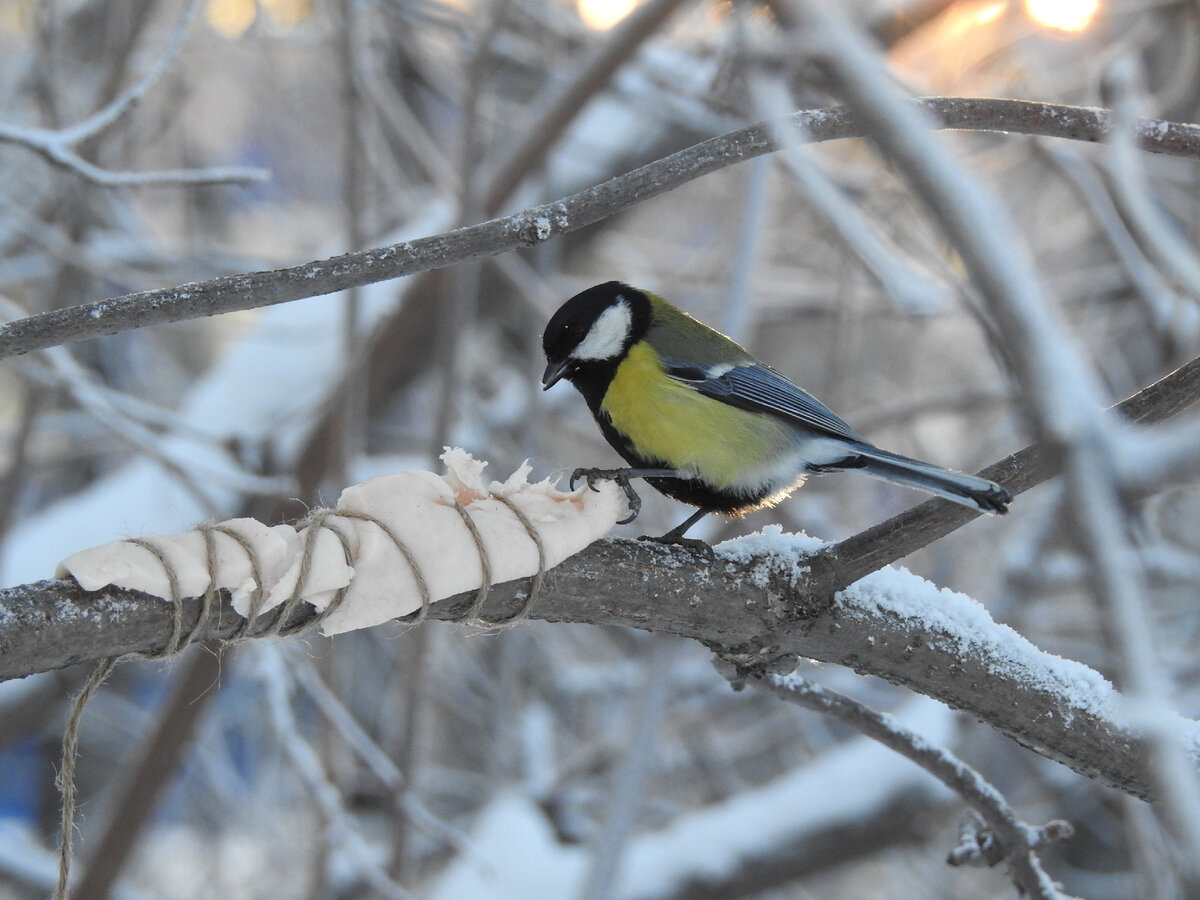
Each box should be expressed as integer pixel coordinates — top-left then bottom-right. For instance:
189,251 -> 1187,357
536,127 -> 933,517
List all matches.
289,653 -> 474,857
428,0 -> 511,461
580,639 -> 671,900
58,0 -> 202,143
0,0 -> 268,188
755,672 -> 1078,900
483,0 -> 691,213
334,0 -> 369,489
752,76 -> 951,315
1103,59 -> 1200,301
2,98 -> 1199,360
257,646 -> 416,900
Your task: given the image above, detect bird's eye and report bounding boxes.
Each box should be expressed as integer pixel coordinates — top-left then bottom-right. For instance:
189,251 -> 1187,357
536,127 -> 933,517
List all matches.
568,326 -> 586,342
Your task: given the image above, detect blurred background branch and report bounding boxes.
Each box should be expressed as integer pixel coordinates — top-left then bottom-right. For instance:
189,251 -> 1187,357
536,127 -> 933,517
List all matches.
3,0 -> 1200,897
2,97 -> 1200,362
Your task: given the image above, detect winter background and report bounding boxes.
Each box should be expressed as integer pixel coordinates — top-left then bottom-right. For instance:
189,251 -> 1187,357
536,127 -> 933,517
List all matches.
1,0 -> 1199,897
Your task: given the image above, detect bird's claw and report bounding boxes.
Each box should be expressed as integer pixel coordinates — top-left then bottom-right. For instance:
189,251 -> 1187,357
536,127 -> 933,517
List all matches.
570,467 -> 642,525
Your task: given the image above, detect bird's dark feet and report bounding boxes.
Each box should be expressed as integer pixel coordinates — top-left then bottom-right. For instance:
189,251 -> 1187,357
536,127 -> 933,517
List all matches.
570,467 -> 642,525
638,506 -> 715,557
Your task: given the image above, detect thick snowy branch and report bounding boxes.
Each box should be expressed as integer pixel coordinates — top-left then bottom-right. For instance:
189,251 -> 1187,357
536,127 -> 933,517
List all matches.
793,5 -> 1200,864
1,98 -> 1198,359
2,531 -> 1193,805
5,350 -> 1200,803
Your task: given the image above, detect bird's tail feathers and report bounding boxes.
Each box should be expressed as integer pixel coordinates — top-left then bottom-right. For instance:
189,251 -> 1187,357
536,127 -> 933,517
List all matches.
848,444 -> 1011,514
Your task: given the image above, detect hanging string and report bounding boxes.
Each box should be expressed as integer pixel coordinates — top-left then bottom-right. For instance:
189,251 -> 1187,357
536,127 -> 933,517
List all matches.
55,525 -> 258,899
53,491 -> 551,896
55,537 -> 190,900
55,656 -> 118,900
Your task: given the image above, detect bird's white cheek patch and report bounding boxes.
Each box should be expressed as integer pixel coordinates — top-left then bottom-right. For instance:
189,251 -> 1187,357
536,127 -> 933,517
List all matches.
574,299 -> 631,360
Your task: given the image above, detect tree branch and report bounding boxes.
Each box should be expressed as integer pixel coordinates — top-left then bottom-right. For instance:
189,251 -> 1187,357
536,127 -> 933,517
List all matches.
795,8 -> 1200,867
483,0 -> 690,213
4,352 -> 1200,801
755,673 -> 1077,900
0,531 -> 1183,806
818,353 -> 1200,593
1,98 -> 1198,359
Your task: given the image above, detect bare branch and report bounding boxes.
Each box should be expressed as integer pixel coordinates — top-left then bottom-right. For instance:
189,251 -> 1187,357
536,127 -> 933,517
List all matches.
2,98 -> 1198,360
754,673 -> 1078,900
0,122 -> 270,186
256,646 -> 415,900
483,0 -> 691,213
58,0 -> 202,142
817,353 -> 1200,594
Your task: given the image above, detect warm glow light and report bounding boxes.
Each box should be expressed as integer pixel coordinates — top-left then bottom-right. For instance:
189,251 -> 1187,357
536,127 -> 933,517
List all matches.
1024,0 -> 1098,32
975,1 -> 1007,24
578,0 -> 637,31
260,0 -> 313,27
206,0 -> 256,38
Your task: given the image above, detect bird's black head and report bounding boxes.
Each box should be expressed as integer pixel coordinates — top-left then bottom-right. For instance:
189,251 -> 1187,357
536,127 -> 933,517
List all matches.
541,281 -> 652,391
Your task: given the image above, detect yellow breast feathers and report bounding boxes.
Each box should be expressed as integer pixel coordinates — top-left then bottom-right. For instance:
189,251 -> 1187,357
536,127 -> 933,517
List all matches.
599,342 -> 792,490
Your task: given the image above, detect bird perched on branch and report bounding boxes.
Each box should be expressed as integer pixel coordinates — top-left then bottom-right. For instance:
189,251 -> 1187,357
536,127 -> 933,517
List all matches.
542,281 -> 1011,542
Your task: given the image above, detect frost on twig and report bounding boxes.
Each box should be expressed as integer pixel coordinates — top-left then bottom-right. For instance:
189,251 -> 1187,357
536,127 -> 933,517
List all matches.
56,449 -> 624,635
947,811 -> 1074,869
0,0 -> 269,188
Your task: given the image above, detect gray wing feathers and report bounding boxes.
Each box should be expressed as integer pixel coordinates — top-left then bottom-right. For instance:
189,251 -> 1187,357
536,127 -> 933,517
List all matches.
665,362 -> 865,442
664,360 -> 1010,513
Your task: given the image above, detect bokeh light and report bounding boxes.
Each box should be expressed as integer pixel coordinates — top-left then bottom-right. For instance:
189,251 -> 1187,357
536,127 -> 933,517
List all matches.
578,0 -> 636,31
206,0 -> 256,39
1025,0 -> 1099,32
974,1 -> 1007,25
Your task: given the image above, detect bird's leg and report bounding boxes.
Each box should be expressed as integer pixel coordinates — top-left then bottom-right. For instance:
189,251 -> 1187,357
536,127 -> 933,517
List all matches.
569,469 -> 714,554
659,507 -> 711,541
569,467 -> 679,525
642,507 -> 714,554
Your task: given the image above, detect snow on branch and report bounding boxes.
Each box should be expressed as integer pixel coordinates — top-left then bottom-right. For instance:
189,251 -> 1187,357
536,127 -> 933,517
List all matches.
6,503 -> 1197,805
1,98 -> 1199,359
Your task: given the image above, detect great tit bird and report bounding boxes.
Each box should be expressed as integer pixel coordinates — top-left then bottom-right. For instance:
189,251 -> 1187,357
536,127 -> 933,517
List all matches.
542,281 -> 1011,541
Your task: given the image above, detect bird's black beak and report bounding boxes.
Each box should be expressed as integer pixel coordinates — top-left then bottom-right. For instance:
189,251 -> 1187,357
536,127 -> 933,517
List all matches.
542,358 -> 573,390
